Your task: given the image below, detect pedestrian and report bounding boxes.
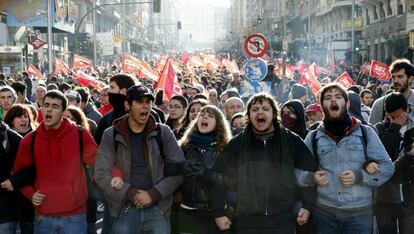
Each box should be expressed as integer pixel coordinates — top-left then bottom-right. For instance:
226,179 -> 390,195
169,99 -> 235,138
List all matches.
373,92 -> 414,233
11,90 -> 98,234
94,85 -> 185,234
301,83 -> 395,234
209,93 -> 318,233
165,105 -> 232,233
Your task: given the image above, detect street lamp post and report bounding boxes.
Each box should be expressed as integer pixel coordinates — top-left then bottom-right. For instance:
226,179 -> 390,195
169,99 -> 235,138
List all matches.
74,1 -> 157,56
47,0 -> 53,73
351,0 -> 355,67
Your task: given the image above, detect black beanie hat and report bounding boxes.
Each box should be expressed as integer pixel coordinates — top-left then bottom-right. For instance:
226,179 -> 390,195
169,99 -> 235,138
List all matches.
385,92 -> 407,113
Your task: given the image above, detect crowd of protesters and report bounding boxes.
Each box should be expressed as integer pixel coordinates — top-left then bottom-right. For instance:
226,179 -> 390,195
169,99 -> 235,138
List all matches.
0,54 -> 413,234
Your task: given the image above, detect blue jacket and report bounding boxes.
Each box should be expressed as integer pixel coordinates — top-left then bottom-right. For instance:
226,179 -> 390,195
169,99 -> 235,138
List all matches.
301,121 -> 394,210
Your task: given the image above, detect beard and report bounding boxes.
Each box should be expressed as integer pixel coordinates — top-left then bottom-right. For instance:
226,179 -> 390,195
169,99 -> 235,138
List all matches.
323,104 -> 347,122
394,80 -> 409,93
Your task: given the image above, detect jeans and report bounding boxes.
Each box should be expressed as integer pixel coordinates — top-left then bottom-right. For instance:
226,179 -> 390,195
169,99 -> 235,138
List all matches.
313,209 -> 372,234
34,213 -> 87,234
0,222 -> 16,234
111,205 -> 170,234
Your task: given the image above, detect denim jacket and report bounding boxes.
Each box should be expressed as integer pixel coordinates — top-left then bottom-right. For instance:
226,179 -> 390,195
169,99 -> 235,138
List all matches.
298,121 -> 394,210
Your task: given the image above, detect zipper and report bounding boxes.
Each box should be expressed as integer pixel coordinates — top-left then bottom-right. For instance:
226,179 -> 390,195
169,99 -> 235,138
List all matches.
264,140 -> 269,216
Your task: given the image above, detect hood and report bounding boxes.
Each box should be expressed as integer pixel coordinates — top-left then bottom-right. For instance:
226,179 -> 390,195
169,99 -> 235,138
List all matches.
37,118 -> 75,138
113,114 -> 157,145
282,100 -> 306,129
347,91 -> 366,124
84,102 -> 97,114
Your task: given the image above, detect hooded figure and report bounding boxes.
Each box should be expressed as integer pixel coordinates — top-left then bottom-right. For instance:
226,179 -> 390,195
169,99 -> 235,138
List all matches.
281,100 -> 308,139
347,91 -> 367,124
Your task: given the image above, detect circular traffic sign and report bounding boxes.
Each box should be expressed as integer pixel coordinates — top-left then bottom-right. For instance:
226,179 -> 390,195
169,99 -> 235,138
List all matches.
244,58 -> 268,82
244,33 -> 269,58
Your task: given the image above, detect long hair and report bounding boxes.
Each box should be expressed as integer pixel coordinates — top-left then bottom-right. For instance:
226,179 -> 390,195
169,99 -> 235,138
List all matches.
180,105 -> 231,153
245,93 -> 281,127
4,104 -> 37,132
180,99 -> 209,128
65,106 -> 90,131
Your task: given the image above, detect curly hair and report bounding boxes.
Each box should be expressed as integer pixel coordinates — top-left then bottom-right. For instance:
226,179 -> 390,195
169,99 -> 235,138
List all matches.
180,105 -> 231,153
245,93 -> 281,126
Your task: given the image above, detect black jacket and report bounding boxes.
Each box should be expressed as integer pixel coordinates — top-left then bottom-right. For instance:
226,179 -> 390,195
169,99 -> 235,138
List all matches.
209,126 -> 317,220
375,120 -> 414,208
180,143 -> 225,212
0,124 -> 23,223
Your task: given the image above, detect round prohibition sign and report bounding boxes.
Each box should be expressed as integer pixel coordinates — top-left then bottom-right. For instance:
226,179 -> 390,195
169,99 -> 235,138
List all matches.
244,33 -> 269,58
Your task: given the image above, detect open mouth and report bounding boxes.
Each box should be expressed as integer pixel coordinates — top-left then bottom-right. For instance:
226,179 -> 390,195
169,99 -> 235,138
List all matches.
256,117 -> 266,123
330,105 -> 339,111
45,114 -> 52,120
201,122 -> 208,127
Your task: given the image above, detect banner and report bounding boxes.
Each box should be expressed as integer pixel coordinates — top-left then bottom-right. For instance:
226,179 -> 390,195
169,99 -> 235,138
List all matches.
27,65 -> 43,80
222,59 -> 240,74
370,60 -> 390,80
73,54 -> 92,68
54,58 -> 70,74
300,63 -> 321,97
240,80 -> 272,98
75,71 -> 104,91
335,71 -> 355,89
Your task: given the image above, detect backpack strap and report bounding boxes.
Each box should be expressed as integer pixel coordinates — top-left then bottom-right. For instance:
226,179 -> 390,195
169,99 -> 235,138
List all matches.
155,124 -> 164,160
311,130 -> 319,166
31,131 -> 37,160
360,124 -> 368,160
77,126 -> 84,163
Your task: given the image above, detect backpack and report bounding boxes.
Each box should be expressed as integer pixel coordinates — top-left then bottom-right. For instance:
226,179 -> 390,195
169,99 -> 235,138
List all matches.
310,124 -> 368,165
31,126 -> 96,199
113,123 -> 165,159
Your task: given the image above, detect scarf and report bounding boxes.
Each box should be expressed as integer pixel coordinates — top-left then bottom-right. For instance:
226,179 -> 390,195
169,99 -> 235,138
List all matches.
323,112 -> 352,137
189,132 -> 218,149
237,123 -> 294,215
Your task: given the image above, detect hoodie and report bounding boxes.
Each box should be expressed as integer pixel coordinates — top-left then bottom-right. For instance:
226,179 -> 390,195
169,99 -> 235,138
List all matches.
12,119 -> 97,217
282,100 -> 307,139
347,91 -> 367,124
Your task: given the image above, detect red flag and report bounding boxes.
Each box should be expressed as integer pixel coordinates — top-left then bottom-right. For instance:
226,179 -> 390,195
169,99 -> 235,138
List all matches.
75,71 -> 104,91
181,53 -> 190,64
73,54 -> 92,68
121,54 -> 140,74
370,60 -> 390,80
300,63 -> 321,97
335,71 -> 355,89
318,66 -> 332,75
361,61 -> 371,74
54,58 -> 70,74
155,58 -> 182,101
27,65 -> 43,80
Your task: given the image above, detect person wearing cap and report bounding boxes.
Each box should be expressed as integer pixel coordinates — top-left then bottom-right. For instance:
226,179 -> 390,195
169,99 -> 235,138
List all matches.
305,103 -> 324,129
94,85 -> 185,234
372,92 -> 414,234
289,83 -> 309,107
65,90 -> 82,108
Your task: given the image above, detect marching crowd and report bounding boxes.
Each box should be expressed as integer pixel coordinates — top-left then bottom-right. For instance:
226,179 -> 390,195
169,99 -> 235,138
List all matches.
0,56 -> 413,234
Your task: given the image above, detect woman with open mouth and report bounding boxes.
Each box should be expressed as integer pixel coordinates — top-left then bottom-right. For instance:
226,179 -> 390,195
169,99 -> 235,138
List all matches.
165,105 -> 233,233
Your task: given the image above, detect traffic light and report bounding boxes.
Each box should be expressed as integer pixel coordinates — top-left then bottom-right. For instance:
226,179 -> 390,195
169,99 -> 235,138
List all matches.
177,21 -> 181,30
257,16 -> 262,24
153,0 -> 161,13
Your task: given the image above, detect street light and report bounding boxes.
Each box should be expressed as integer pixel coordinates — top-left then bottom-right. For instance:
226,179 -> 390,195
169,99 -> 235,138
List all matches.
47,0 -> 53,74
74,1 -> 159,63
